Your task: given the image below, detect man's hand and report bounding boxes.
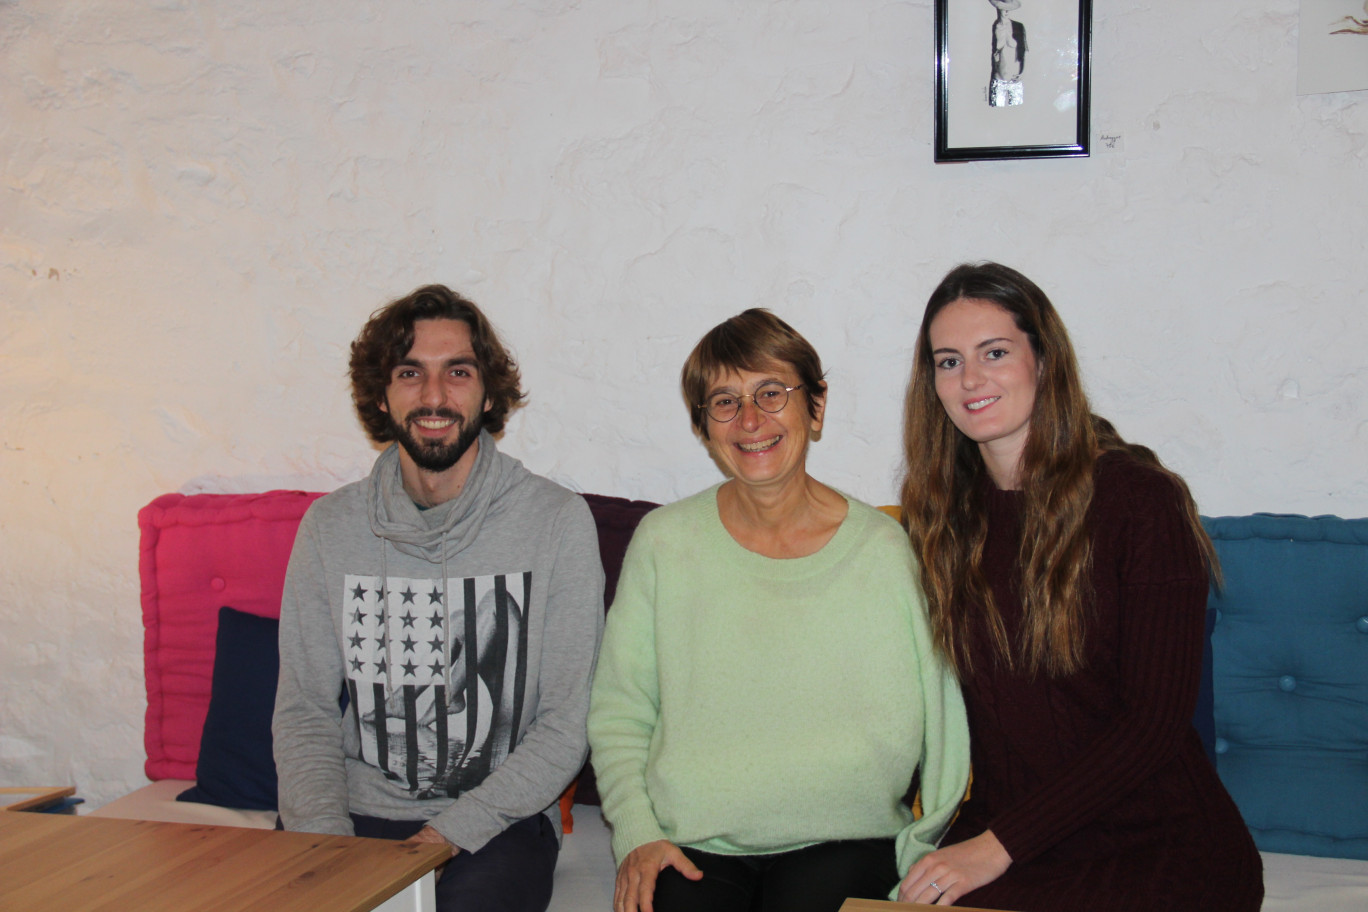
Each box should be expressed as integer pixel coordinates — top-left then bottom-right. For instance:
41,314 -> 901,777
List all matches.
404,825 -> 459,853
898,829 -> 1011,906
402,825 -> 459,878
613,839 -> 702,912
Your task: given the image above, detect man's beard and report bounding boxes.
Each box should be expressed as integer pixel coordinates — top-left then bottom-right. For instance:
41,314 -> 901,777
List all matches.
391,407 -> 483,473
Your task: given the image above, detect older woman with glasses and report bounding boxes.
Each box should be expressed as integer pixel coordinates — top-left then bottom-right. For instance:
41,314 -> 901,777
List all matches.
588,309 -> 969,912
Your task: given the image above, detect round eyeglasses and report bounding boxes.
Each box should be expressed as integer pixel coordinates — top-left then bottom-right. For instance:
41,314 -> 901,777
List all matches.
697,382 -> 803,423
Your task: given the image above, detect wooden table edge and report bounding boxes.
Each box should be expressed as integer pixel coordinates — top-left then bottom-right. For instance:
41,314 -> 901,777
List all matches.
840,899 -> 1018,912
0,812 -> 452,912
0,786 -> 76,813
354,838 -> 449,911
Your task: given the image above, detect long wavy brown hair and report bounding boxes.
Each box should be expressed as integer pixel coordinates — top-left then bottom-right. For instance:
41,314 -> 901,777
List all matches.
900,262 -> 1216,677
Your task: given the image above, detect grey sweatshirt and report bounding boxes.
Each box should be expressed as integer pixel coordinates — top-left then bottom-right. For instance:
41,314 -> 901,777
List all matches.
273,432 -> 605,852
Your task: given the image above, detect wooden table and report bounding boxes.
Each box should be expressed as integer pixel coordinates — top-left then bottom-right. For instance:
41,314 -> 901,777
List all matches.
0,786 -> 77,812
0,810 -> 449,911
841,899 -> 1017,911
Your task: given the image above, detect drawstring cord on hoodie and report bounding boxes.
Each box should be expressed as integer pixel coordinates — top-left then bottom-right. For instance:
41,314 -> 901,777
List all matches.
364,435 -> 512,788
378,534 -> 453,701
380,543 -> 391,683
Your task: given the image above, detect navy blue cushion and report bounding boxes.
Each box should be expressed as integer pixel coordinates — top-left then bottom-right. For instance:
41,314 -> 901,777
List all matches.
177,607 -> 279,810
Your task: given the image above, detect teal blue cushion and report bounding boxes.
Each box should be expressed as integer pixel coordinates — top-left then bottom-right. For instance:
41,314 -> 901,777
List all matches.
1204,513 -> 1368,860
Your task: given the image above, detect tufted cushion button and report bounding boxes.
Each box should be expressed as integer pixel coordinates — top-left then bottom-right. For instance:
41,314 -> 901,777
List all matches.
1278,675 -> 1297,692
1357,616 -> 1368,634
1214,737 -> 1229,755
210,577 -> 227,591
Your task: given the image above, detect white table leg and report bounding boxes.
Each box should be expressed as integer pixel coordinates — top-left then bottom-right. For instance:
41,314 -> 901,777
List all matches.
371,869 -> 437,912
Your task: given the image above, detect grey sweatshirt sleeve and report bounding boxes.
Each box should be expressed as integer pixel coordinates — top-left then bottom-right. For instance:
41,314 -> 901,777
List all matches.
427,494 -> 605,852
272,506 -> 355,836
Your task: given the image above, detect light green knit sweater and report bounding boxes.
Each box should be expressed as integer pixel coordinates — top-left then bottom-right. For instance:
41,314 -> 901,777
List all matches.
587,485 -> 970,877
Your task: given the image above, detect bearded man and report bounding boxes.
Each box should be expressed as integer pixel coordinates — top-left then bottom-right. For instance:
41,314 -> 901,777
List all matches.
273,284 -> 604,912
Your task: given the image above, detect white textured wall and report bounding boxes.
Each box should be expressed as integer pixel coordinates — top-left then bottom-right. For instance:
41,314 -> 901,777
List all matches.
2,1 -> 1364,807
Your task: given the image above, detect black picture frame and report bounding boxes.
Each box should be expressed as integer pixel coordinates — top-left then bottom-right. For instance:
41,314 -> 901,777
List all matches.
934,0 -> 1092,163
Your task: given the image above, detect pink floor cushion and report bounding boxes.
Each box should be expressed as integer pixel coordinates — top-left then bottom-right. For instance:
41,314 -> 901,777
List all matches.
139,490 -> 324,781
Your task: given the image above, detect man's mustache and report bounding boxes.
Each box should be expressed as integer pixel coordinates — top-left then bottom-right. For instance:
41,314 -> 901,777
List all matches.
404,408 -> 465,423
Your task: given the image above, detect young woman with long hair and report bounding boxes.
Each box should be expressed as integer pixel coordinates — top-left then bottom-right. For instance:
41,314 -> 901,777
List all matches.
895,263 -> 1262,911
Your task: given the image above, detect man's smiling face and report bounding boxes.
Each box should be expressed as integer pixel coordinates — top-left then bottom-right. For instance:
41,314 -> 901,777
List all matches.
381,318 -> 490,475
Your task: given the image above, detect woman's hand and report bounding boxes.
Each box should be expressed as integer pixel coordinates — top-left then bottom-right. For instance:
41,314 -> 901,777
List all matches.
898,830 -> 1011,906
613,839 -> 702,912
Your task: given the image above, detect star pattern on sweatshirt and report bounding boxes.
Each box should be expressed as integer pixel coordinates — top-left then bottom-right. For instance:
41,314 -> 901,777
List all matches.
335,569 -> 534,797
344,574 -> 454,688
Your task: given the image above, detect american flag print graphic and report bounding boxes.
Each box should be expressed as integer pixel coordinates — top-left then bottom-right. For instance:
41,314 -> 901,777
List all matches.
343,571 -> 531,799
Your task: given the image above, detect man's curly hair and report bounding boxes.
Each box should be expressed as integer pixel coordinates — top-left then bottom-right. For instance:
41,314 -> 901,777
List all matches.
349,285 -> 525,443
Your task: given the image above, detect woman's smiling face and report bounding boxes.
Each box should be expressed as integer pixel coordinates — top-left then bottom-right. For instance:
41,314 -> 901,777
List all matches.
929,296 -> 1039,485
705,363 -> 821,493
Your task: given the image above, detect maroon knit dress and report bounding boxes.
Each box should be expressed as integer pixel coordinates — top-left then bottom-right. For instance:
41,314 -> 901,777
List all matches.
945,452 -> 1263,912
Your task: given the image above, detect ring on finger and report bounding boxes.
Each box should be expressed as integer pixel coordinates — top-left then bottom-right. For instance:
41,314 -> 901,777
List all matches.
930,880 -> 944,896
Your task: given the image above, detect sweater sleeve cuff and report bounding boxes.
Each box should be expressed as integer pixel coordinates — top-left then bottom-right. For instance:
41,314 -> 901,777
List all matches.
606,808 -> 669,866
985,814 -> 1035,865
428,800 -> 510,854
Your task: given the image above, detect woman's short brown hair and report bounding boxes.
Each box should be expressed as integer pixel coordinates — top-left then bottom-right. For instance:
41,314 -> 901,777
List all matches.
680,308 -> 827,440
349,284 -> 525,443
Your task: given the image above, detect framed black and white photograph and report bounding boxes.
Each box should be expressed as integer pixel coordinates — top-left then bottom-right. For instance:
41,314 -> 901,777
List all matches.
934,0 -> 1092,162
